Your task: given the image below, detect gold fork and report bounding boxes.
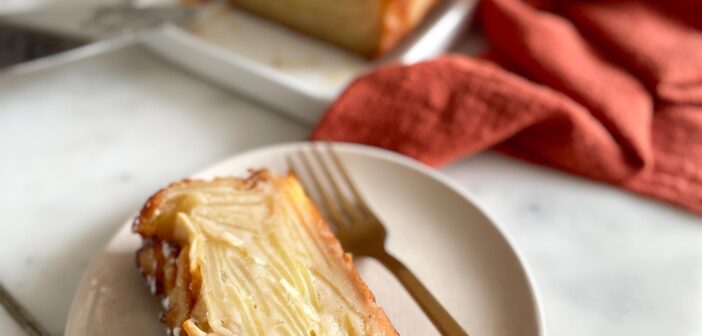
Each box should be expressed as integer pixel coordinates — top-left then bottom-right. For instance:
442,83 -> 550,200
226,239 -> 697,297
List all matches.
288,142 -> 469,336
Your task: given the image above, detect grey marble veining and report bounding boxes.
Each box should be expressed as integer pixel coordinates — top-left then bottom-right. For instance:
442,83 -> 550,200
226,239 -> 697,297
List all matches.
0,46 -> 700,336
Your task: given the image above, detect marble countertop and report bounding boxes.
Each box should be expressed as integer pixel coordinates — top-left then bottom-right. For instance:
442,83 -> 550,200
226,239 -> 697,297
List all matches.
1,45 -> 701,336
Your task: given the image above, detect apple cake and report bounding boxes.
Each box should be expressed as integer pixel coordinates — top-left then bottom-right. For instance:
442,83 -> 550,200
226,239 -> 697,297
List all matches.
134,170 -> 397,335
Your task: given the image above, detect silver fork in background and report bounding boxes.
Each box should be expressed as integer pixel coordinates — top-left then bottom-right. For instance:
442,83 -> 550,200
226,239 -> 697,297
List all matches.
288,142 -> 469,336
0,282 -> 51,336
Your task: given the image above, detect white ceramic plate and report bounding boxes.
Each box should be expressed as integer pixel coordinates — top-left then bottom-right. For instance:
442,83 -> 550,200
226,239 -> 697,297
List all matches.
65,142 -> 544,335
137,0 -> 476,124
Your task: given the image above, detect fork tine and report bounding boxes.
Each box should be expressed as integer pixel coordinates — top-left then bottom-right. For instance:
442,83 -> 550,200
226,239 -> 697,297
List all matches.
296,150 -> 350,228
311,143 -> 363,223
287,155 -> 333,228
325,142 -> 374,218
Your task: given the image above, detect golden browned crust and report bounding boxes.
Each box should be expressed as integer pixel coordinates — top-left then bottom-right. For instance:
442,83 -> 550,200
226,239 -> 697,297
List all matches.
285,176 -> 398,335
216,0 -> 439,58
133,170 -> 269,238
377,0 -> 439,57
136,239 -> 192,333
134,170 -> 398,336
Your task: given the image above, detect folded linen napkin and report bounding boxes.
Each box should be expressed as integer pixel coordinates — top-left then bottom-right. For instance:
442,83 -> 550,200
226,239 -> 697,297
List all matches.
311,0 -> 702,214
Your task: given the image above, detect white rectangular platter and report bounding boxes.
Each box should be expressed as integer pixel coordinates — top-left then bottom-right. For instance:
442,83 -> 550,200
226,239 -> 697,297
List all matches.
140,0 -> 477,124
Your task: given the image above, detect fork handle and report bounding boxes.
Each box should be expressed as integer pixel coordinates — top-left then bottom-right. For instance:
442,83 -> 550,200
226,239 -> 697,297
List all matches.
375,250 -> 469,336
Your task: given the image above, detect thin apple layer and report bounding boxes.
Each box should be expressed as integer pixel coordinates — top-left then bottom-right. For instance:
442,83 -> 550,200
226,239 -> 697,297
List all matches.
134,170 -> 397,336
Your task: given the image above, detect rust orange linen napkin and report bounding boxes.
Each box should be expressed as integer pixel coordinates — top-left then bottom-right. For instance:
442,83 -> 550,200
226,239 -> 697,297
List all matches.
311,0 -> 702,214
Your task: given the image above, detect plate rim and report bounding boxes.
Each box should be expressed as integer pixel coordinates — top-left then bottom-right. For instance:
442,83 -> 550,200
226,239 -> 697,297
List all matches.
65,141 -> 546,335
